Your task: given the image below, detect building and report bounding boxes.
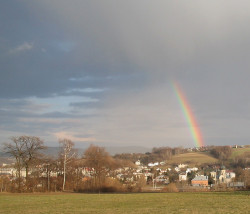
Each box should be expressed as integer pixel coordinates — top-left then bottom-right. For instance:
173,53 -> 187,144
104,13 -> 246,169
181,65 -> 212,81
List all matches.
155,175 -> 169,184
227,182 -> 245,189
179,173 -> 187,181
0,167 -> 26,177
210,166 -> 236,184
191,175 -> 208,187
148,162 -> 159,167
178,164 -> 188,169
186,167 -> 198,174
135,160 -> 141,166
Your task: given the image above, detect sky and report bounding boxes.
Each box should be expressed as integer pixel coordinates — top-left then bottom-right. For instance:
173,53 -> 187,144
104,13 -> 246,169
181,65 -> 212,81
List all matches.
1,0 -> 250,148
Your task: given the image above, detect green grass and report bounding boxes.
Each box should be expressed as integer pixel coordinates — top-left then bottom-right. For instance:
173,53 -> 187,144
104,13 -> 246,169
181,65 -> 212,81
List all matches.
167,152 -> 218,166
0,192 -> 249,214
230,147 -> 250,159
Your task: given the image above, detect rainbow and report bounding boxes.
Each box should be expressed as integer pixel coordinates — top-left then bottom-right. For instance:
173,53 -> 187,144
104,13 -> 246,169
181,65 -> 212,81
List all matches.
172,81 -> 204,147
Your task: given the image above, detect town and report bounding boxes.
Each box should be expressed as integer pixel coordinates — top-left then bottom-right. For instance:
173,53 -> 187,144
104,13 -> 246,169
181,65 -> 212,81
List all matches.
0,136 -> 249,193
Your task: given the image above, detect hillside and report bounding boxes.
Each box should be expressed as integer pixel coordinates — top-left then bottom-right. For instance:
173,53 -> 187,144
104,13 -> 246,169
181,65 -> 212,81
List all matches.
166,152 -> 218,166
230,147 -> 250,159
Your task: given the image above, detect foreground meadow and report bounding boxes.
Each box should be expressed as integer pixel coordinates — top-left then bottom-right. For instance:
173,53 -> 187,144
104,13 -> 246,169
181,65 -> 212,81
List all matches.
0,191 -> 249,214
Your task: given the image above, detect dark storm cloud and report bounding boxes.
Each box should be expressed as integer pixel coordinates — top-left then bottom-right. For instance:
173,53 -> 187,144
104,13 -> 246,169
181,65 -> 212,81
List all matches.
1,1 -> 250,147
0,1 -> 119,99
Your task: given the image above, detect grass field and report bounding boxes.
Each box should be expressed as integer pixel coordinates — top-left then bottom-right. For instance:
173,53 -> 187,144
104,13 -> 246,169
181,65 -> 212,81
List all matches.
230,147 -> 250,159
166,152 -> 218,166
0,192 -> 249,214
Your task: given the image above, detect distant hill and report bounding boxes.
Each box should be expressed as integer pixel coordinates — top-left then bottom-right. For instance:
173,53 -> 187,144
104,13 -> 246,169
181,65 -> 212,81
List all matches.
166,152 -> 219,166
230,147 -> 250,159
0,146 -> 151,160
40,147 -> 85,158
105,146 -> 151,155
0,151 -> 9,158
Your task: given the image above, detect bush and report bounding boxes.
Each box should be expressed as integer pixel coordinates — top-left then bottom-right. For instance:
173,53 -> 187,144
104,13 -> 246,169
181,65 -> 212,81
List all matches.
210,146 -> 232,160
76,177 -> 125,193
161,183 -> 179,192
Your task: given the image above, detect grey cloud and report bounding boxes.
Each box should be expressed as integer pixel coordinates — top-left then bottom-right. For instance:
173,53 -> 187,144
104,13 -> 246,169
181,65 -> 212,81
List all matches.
69,102 -> 99,109
1,1 -> 250,147
8,42 -> 33,55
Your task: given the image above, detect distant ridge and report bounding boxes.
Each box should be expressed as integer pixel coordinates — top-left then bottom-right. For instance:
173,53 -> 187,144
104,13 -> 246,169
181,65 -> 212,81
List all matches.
105,146 -> 151,155
0,146 -> 151,161
42,146 -> 151,156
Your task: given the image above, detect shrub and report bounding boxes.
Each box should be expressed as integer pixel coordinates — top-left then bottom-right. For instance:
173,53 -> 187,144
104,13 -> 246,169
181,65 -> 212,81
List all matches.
161,183 -> 179,192
76,177 -> 125,193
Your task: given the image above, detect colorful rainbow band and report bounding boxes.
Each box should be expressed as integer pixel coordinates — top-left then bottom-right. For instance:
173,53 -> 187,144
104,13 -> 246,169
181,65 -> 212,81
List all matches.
172,81 -> 204,147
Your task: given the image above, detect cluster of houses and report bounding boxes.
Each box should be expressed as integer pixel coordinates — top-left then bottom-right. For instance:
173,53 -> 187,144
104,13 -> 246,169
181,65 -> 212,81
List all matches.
177,163 -> 244,188
0,164 -> 27,177
179,164 -> 245,189
127,161 -> 245,189
0,162 -> 60,179
0,159 -> 246,190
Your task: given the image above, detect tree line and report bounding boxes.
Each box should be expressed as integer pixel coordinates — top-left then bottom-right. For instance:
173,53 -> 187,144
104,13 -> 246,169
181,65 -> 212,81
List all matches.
114,146 -> 186,165
1,135 -> 136,193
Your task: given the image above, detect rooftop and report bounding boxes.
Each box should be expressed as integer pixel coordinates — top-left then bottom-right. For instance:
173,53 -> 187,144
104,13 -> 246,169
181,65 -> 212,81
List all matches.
192,175 -> 208,181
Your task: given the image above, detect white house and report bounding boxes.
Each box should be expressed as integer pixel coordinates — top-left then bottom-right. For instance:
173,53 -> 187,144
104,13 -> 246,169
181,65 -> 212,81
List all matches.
186,167 -> 198,174
178,164 -> 188,169
135,160 -> 141,166
175,167 -> 180,172
148,162 -> 159,167
0,167 -> 26,177
179,173 -> 187,181
155,175 -> 169,184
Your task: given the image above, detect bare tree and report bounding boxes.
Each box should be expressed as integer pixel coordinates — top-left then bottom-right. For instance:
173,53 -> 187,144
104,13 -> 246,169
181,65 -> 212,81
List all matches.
83,145 -> 115,192
59,138 -> 76,191
39,156 -> 58,192
20,136 -> 46,189
3,138 -> 25,192
3,136 -> 46,192
70,159 -> 84,191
